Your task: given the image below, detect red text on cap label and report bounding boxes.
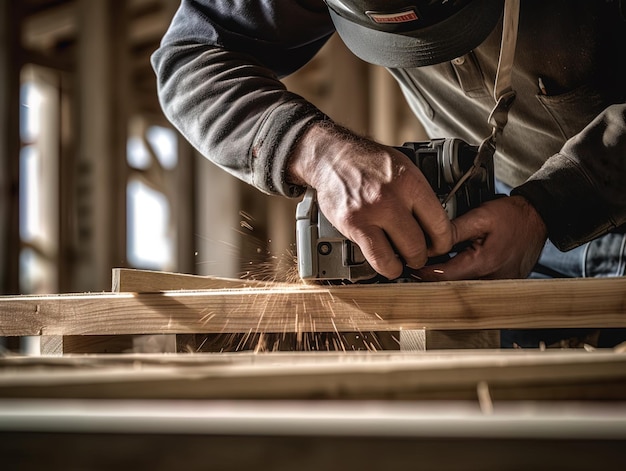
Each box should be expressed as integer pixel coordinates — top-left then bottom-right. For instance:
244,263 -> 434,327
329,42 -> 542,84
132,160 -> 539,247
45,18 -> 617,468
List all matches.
366,10 -> 419,24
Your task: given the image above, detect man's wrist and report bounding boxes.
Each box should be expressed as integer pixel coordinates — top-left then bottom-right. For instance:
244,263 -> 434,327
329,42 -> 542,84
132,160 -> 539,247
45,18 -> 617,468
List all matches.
286,120 -> 344,189
286,124 -> 317,187
510,194 -> 548,241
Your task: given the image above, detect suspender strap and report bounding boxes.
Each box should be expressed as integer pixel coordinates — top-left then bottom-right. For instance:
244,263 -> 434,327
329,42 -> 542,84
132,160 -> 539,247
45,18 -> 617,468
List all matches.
444,0 -> 520,205
489,0 -> 520,133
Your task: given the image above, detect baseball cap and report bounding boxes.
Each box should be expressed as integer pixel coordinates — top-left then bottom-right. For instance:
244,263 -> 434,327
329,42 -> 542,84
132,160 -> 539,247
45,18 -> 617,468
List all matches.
325,0 -> 504,68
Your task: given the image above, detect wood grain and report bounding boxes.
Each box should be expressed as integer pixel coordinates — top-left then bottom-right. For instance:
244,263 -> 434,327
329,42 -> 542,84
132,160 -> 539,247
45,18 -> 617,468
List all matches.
1,277 -> 626,336
112,268 -> 279,292
0,350 -> 625,400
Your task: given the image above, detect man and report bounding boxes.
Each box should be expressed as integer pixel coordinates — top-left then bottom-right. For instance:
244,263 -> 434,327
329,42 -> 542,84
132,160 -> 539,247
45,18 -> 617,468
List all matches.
152,1 -> 626,346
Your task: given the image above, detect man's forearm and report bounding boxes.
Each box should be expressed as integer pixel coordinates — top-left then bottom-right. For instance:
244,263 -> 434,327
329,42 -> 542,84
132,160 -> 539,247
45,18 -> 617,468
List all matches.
152,43 -> 326,197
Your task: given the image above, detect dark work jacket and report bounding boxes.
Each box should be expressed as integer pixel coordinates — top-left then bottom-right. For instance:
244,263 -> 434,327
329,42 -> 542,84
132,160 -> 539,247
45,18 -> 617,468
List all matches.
151,0 -> 626,251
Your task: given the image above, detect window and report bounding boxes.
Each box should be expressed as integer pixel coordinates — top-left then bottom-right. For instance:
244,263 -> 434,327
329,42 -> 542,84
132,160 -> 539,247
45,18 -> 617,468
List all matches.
18,66 -> 59,294
126,118 -> 178,271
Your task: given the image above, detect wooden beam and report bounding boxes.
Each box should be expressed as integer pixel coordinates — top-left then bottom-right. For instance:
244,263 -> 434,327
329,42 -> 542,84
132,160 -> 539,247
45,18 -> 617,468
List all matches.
112,268 -> 293,292
1,277 -> 626,336
113,269 -> 500,351
0,350 -> 625,401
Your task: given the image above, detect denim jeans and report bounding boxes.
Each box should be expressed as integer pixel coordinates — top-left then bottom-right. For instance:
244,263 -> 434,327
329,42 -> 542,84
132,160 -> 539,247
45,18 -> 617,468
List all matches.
495,181 -> 626,348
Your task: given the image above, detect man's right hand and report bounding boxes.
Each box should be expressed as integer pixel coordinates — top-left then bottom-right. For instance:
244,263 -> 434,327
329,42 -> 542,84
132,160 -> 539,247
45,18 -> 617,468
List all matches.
288,121 -> 454,280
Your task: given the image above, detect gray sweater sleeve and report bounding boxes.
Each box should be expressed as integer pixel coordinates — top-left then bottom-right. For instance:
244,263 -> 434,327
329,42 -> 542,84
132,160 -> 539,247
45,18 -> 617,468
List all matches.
150,0 -> 334,196
512,103 -> 626,251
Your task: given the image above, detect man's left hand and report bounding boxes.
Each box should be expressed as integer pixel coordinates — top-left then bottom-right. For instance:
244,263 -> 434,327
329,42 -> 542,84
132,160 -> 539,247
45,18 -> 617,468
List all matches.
415,195 -> 548,280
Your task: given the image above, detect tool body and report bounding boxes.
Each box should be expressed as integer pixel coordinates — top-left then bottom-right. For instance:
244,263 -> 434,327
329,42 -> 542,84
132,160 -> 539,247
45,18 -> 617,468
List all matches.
296,138 -> 495,282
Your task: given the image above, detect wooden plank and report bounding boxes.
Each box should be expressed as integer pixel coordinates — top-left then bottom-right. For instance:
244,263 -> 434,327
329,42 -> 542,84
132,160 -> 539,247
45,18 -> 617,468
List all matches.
1,400 -> 624,471
111,269 -> 279,355
112,268 -> 277,292
111,270 -> 495,348
0,350 -> 625,400
109,269 -> 497,351
1,277 -> 626,336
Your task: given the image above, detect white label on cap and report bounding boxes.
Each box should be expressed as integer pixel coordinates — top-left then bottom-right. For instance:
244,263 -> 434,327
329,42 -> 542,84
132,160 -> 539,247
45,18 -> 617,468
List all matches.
366,9 -> 419,24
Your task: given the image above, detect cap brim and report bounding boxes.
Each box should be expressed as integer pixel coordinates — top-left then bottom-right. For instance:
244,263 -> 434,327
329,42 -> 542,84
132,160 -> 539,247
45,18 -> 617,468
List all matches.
329,0 -> 504,68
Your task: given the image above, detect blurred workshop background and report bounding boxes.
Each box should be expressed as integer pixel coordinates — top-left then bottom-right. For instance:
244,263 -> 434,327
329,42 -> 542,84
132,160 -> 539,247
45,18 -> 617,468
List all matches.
0,0 -> 427,296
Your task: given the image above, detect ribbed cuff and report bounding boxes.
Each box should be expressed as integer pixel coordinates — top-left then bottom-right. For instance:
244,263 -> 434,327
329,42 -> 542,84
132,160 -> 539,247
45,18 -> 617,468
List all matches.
251,99 -> 327,198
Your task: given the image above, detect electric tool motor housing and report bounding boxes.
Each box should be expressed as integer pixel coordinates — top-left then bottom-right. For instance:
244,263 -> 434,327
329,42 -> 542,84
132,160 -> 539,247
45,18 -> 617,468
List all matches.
296,138 -> 495,282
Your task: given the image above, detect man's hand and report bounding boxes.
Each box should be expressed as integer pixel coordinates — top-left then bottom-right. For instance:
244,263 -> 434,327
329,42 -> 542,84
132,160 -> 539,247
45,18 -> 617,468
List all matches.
288,122 -> 454,280
415,195 -> 548,280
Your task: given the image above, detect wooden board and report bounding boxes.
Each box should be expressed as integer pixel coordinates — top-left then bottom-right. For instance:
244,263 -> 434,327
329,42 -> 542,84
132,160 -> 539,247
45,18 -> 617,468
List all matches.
1,277 -> 626,336
1,394 -> 625,470
114,269 -> 500,350
0,350 -> 625,400
112,268 -> 278,292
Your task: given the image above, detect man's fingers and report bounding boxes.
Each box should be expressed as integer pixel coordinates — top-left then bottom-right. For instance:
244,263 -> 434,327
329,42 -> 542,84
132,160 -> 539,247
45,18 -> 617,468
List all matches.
384,216 -> 428,269
411,194 -> 454,255
449,209 -> 489,246
416,211 -> 490,281
351,226 -> 404,280
417,245 -> 486,281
